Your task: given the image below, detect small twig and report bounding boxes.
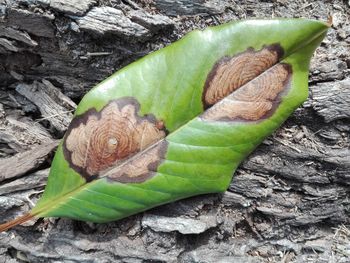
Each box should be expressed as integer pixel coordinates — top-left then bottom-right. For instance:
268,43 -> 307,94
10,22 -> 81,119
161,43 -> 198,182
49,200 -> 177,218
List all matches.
25,196 -> 36,208
35,110 -> 74,123
87,51 -> 113,57
29,190 -> 45,196
80,51 -> 113,60
298,3 -> 313,11
26,190 -> 45,208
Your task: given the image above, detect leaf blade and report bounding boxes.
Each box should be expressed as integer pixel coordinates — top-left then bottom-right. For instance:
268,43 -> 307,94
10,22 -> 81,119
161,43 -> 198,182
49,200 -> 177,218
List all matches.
1,19 -> 329,229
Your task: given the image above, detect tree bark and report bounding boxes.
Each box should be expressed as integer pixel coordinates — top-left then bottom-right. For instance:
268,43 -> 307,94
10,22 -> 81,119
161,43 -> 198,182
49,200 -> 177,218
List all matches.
0,0 -> 349,262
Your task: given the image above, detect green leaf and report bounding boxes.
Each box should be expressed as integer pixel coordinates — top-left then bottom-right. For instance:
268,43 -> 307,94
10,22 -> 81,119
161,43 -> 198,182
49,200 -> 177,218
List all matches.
0,18 -> 329,230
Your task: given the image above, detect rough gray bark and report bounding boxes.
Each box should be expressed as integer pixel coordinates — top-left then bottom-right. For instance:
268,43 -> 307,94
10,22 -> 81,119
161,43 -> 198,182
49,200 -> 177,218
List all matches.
0,140 -> 58,182
16,80 -> 76,136
0,0 -> 349,263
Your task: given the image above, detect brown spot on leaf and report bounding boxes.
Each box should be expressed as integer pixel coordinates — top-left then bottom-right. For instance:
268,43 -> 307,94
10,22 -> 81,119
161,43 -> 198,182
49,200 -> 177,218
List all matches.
63,97 -> 166,181
202,44 -> 284,108
103,140 -> 168,183
202,63 -> 292,121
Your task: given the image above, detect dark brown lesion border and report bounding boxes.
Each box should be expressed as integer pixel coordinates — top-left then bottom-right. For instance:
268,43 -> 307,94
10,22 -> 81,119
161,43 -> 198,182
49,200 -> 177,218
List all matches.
62,105 -> 100,182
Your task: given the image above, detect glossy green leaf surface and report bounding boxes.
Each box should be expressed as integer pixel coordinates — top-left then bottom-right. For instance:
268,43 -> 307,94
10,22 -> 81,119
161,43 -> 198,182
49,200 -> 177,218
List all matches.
0,18 -> 329,229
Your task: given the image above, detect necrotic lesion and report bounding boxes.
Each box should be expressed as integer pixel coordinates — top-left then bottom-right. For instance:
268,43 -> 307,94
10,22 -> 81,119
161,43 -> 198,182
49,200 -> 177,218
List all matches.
63,98 -> 166,180
202,44 -> 284,108
201,62 -> 291,122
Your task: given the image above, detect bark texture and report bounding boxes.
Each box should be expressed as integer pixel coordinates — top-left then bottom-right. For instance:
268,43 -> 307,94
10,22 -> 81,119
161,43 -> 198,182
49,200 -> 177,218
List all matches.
0,0 -> 349,262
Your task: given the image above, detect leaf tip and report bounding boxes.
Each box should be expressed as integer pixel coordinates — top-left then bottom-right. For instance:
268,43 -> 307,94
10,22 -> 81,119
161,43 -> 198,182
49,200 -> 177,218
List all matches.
0,213 -> 34,232
326,16 -> 333,27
